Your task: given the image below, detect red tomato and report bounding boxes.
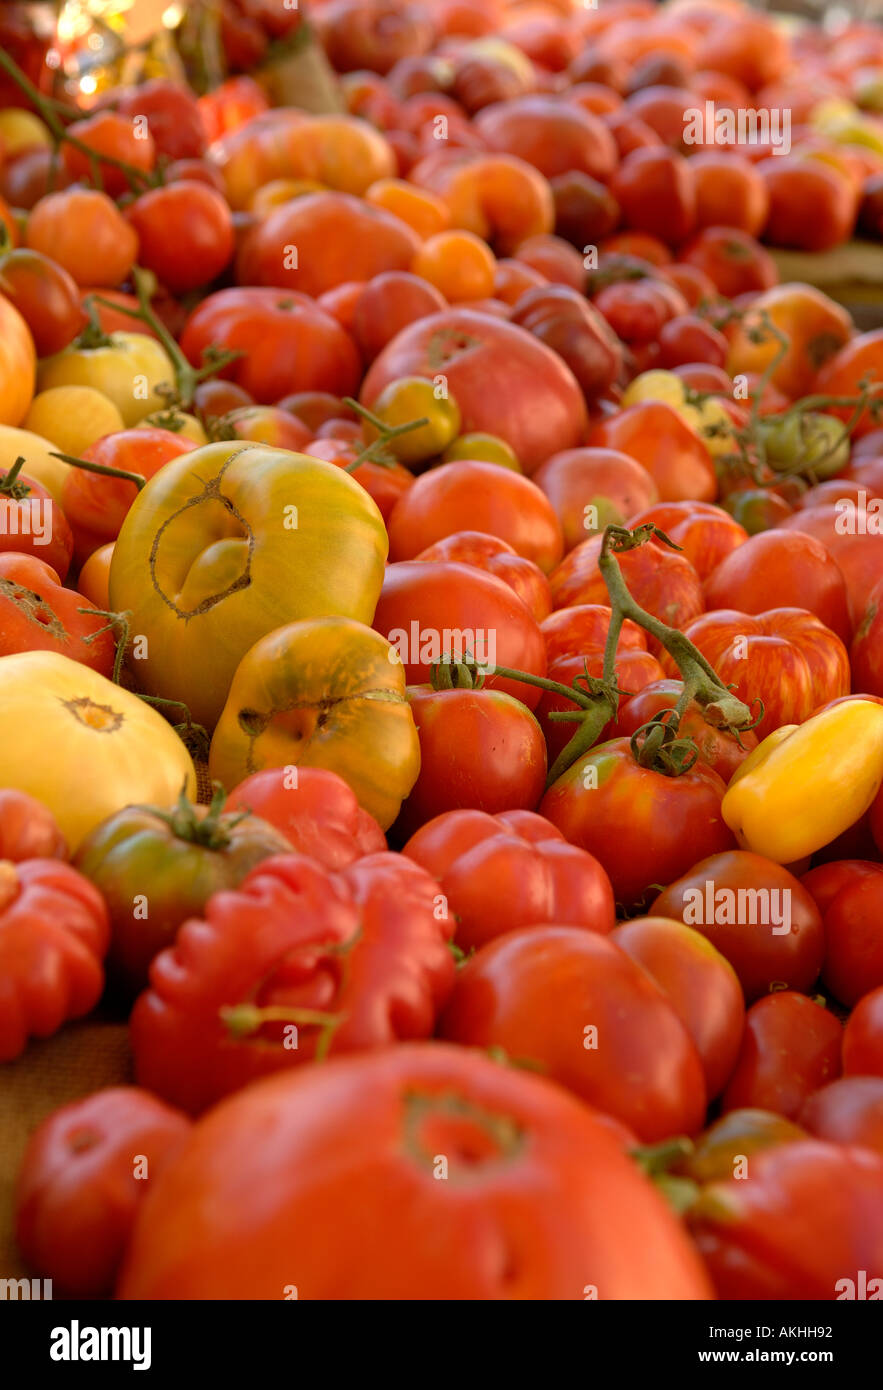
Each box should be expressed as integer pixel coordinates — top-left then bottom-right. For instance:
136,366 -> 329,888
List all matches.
609,147 -> 697,246
533,446 -> 660,552
671,608 -> 850,738
628,500 -> 748,582
509,283 -> 625,403
541,603 -> 648,664
387,460 -> 564,572
658,314 -> 729,370
853,577 -> 883,697
844,984 -> 883,1077
615,678 -> 757,783
111,79 -> 208,161
61,111 -> 156,197
0,553 -> 115,675
0,247 -> 85,357
403,807 -> 614,953
131,853 -> 455,1114
610,916 -> 744,1099
126,182 -> 234,294
373,560 -> 548,708
0,789 -> 66,861
817,873 -> 883,1008
589,401 -> 717,503
352,270 -> 448,360
179,287 -> 362,404
680,226 -> 778,298
414,532 -> 552,622
15,1087 -> 191,1297
396,685 -> 547,836
800,1077 -> 883,1156
117,1043 -> 713,1299
0,462 -> 73,579
540,740 -> 736,913
224,766 -> 386,870
651,851 -> 825,1001
439,925 -> 707,1141
689,1140 -> 883,1299
720,991 -> 842,1120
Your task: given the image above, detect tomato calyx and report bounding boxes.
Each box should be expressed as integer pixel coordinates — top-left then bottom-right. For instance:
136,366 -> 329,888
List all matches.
631,1135 -> 700,1216
0,457 -> 34,502
342,396 -> 428,473
219,1002 -> 345,1060
132,780 -> 250,851
402,1089 -> 526,1172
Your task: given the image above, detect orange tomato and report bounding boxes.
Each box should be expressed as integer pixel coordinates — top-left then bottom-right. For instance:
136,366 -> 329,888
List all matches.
411,229 -> 496,302
726,284 -> 853,400
26,189 -> 138,289
0,294 -> 36,427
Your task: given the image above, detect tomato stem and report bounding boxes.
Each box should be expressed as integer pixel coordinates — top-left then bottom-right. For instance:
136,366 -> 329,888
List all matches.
342,395 -> 430,472
51,450 -> 146,490
0,457 -> 32,499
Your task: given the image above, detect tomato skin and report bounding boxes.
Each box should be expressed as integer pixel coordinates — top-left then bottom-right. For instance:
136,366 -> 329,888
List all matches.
131,852 -> 455,1114
26,189 -> 138,290
15,1087 -> 191,1297
374,560 -> 547,710
0,292 -> 36,428
589,401 -> 717,503
61,112 -> 156,197
651,851 -> 825,1002
533,446 -> 659,552
0,553 -> 115,674
540,740 -> 735,913
395,685 -> 547,837
415,532 -> 552,622
179,288 -> 362,404
0,858 -> 109,1062
844,985 -> 883,1077
224,766 -> 386,870
611,916 -> 744,1099
817,874 -> 883,1008
800,1078 -> 883,1157
387,460 -> 564,573
0,789 -> 66,862
440,925 -> 707,1141
0,464 -> 73,578
0,248 -> 84,357
403,807 -> 614,953
615,679 -> 757,784
852,577 -> 883,699
126,182 -> 235,295
627,500 -> 748,583
541,604 -> 647,664
705,529 -> 852,644
117,1041 -> 712,1299
689,1141 -> 883,1300
111,79 -> 207,162
61,427 -> 195,565
720,992 -> 842,1120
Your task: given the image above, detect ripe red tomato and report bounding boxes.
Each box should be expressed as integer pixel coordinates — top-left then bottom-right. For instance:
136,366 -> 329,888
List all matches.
403,807 -> 614,953
0,463 -> 73,579
800,1077 -> 883,1156
534,446 -> 660,552
540,740 -> 736,912
0,789 -> 67,861
853,577 -> 883,698
396,686 -> 547,837
0,553 -> 115,675
0,248 -> 84,357
224,766 -> 386,869
720,991 -> 842,1120
126,182 -> 234,294
535,648 -> 665,762
817,872 -> 883,1008
111,78 -> 208,162
610,916 -> 744,1099
352,270 -> 447,360
844,985 -> 883,1077
589,401 -> 717,502
117,1043 -> 713,1298
439,925 -> 707,1141
609,147 -> 697,246
15,1087 -> 190,1297
651,851 -> 825,1001
414,532 -> 552,622
627,500 -> 748,582
61,111 -> 156,197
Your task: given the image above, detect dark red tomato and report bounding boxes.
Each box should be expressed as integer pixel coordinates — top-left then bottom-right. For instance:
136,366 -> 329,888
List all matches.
352,270 -> 448,361
658,314 -> 728,369
539,740 -> 735,912
179,287 -> 362,404
844,985 -> 883,1077
852,576 -> 883,698
111,79 -> 207,161
800,1077 -> 883,1156
611,916 -> 744,1099
373,560 -> 548,709
0,248 -> 84,356
192,378 -> 254,422
439,925 -> 707,1142
615,679 -> 757,784
650,851 -> 825,1001
593,277 -> 687,346
15,1086 -> 191,1298
415,533 -> 552,623
394,686 -> 547,838
819,873 -> 883,1008
126,182 -> 234,295
801,859 -> 883,916
0,464 -> 73,580
689,1141 -> 883,1299
277,391 -> 353,433
165,158 -> 227,194
535,650 -> 665,762
873,784 -> 883,858
224,766 -> 385,869
403,808 -> 615,953
720,991 -> 842,1120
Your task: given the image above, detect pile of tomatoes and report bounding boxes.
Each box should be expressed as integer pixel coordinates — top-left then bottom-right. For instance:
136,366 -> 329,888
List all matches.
1,0 -> 883,1302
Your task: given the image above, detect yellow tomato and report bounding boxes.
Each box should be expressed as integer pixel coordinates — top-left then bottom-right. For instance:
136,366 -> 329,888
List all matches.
0,293 -> 36,427
136,410 -> 208,445
209,617 -> 420,830
0,108 -> 52,156
0,424 -> 70,505
109,442 -> 389,729
722,700 -> 883,863
37,331 -> 176,427
363,376 -> 461,464
24,385 -> 125,456
621,369 -> 687,411
0,650 -> 196,851
441,431 -> 522,471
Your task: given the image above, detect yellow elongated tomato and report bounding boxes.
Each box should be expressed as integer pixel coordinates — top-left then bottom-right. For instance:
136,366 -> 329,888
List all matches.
0,293 -> 36,427
37,331 -> 175,427
0,424 -> 70,505
209,617 -> 420,830
0,651 -> 196,851
722,700 -> 883,863
110,442 -> 388,729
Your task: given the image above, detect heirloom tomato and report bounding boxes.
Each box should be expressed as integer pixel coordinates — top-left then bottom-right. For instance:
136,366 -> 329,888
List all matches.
37,332 -> 176,428
0,553 -> 115,674
720,992 -> 842,1120
224,766 -> 386,869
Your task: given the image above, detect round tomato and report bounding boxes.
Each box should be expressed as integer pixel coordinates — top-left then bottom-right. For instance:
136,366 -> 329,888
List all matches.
720,991 -> 842,1120
126,182 -> 234,295
224,766 -> 386,869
